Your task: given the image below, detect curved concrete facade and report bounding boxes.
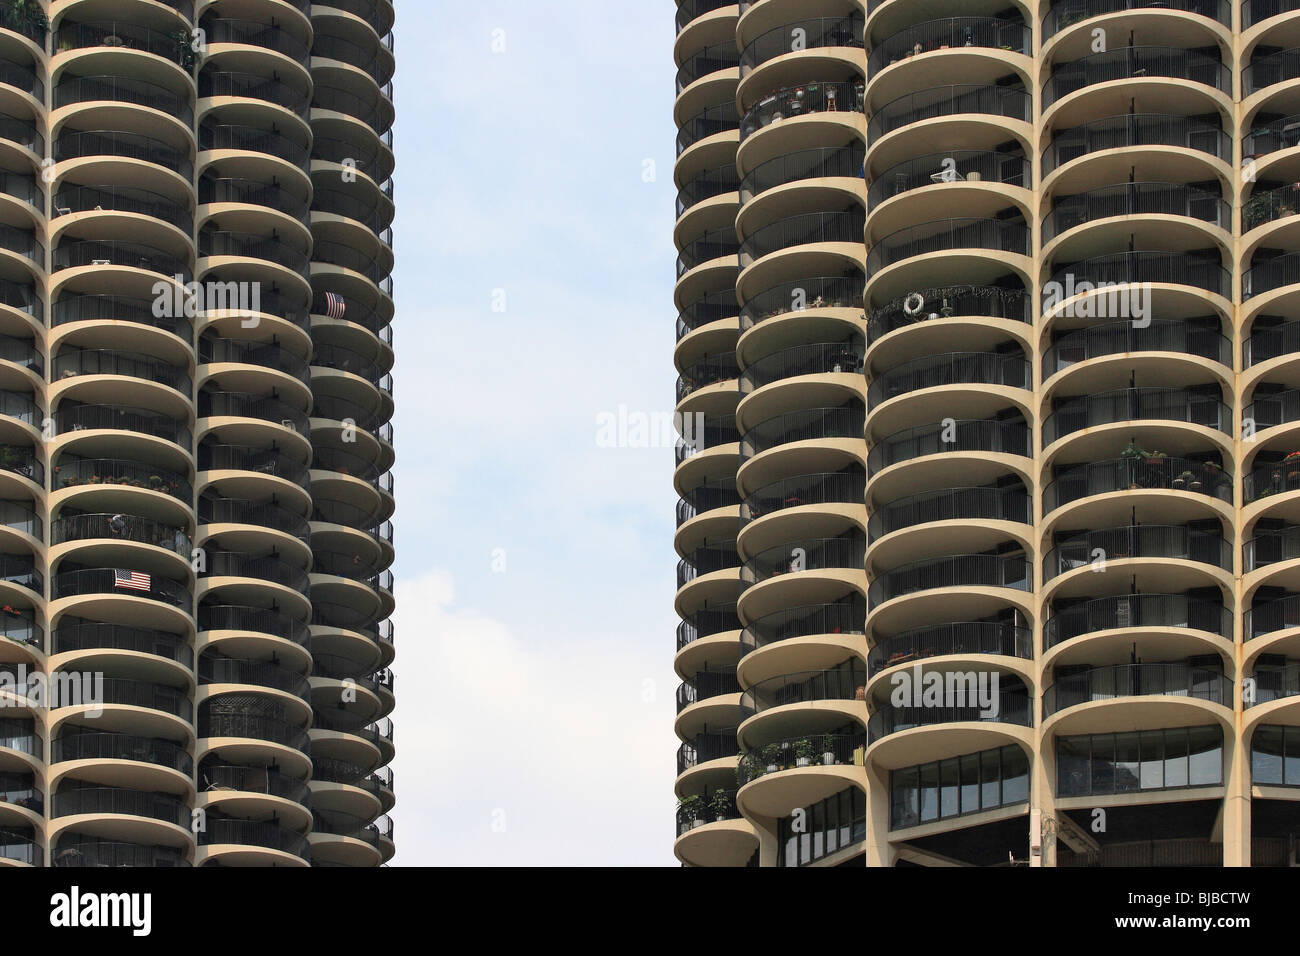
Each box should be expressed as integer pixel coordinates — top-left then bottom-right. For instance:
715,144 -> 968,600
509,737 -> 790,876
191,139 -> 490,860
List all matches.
0,0 -> 395,868
674,0 -> 1300,867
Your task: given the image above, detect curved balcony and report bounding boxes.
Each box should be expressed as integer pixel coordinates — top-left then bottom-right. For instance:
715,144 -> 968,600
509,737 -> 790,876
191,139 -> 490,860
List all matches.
198,390 -> 308,437
741,533 -> 865,586
1043,113 -> 1231,179
677,669 -> 742,713
678,163 -> 740,218
868,84 -> 1030,144
867,151 -> 1030,214
1244,253 -> 1300,301
1244,49 -> 1300,97
740,79 -> 864,143
200,337 -> 311,388
201,763 -> 310,806
740,208 -> 864,265
199,707 -> 309,754
677,414 -> 739,467
1043,320 -> 1230,379
199,71 -> 310,119
51,347 -> 191,396
868,684 -> 1033,743
199,123 -> 310,173
740,598 -> 864,654
52,731 -> 193,777
54,74 -> 194,126
743,15 -> 863,75
739,663 -> 866,720
680,101 -> 740,156
50,513 -> 192,559
198,495 -> 310,543
0,5 -> 46,46
868,418 -> 1030,474
869,553 -> 1030,608
0,389 -> 37,430
677,0 -> 734,34
869,485 -> 1029,539
741,405 -> 863,460
867,218 -> 1030,274
52,840 -> 189,867
869,621 -> 1033,676
199,657 -> 310,700
198,231 -> 311,284
52,239 -> 191,282
1044,456 -> 1232,513
54,403 -> 192,450
739,275 -> 861,333
1244,526 -> 1300,575
678,539 -> 740,589
1043,663 -> 1231,718
1043,183 -> 1230,246
198,817 -> 310,864
677,351 -> 739,403
54,184 -> 193,237
678,225 -> 739,277
53,129 -> 193,181
677,604 -> 741,651
742,470 -> 864,523
198,177 -> 311,232
0,222 -> 40,267
51,785 -> 189,829
678,288 -> 739,340
51,293 -> 193,344
1044,525 -> 1229,583
0,609 -> 41,654
54,19 -> 199,71
869,351 -> 1028,406
205,17 -> 311,67
677,40 -> 738,98
1244,459 -> 1300,504
51,568 -> 191,612
198,605 -> 309,649
736,731 -> 865,786
869,15 -> 1029,81
1043,0 -> 1231,39
1243,183 -> 1300,234
743,145 -> 865,205
741,340 -> 862,393
52,621 -> 193,669
1044,593 -> 1230,652
52,457 -> 193,501
1041,47 -> 1231,112
1042,388 -> 1229,447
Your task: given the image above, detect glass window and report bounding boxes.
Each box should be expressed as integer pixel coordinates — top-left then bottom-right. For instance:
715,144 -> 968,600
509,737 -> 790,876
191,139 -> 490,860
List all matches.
1114,732 -> 1141,792
1090,733 -> 1115,795
1253,726 -> 1285,786
891,767 -> 919,829
940,758 -> 960,818
1057,735 -> 1089,797
919,762 -> 939,822
1285,727 -> 1300,787
1188,726 -> 1222,787
981,749 -> 1000,809
1140,730 -> 1164,789
1002,746 -> 1029,804
812,802 -> 825,859
960,753 -> 980,812
1164,729 -> 1188,788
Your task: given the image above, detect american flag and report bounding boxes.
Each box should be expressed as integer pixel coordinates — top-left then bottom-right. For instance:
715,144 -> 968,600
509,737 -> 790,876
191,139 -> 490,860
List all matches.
323,292 -> 346,320
113,570 -> 151,592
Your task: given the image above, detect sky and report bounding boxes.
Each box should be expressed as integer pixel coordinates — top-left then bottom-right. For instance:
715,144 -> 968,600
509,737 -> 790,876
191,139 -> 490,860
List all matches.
385,1 -> 681,865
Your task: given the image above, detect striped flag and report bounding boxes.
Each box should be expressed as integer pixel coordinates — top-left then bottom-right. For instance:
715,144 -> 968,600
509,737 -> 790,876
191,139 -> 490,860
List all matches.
113,570 -> 151,592
323,292 -> 346,320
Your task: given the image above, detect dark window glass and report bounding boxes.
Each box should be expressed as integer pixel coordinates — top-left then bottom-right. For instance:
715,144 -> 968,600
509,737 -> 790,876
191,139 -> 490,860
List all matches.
960,753 -> 980,811
1002,746 -> 1029,804
1286,727 -> 1300,786
1188,726 -> 1222,786
919,761 -> 940,822
1253,726 -> 1285,786
1115,732 -> 1141,792
981,749 -> 1000,809
1057,734 -> 1089,796
1140,730 -> 1164,789
1091,733 -> 1115,794
940,758 -> 960,817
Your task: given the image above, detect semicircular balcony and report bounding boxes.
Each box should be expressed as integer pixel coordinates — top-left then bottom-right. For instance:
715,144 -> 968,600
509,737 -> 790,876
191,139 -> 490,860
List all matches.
199,760 -> 311,827
868,550 -> 1031,633
866,677 -> 1033,756
738,596 -> 865,676
866,16 -> 1031,107
738,658 -> 867,731
51,182 -> 193,259
197,493 -> 310,561
1044,592 -> 1232,667
49,346 -> 193,421
1043,113 -> 1232,195
199,69 -> 311,129
1043,453 -> 1232,534
197,603 -> 311,672
868,619 -> 1034,683
49,782 -> 192,852
310,806 -> 381,866
1041,46 -> 1232,128
51,836 -> 191,867
868,349 -> 1030,438
1042,523 -> 1231,604
1042,661 -> 1232,737
868,482 -> 1031,569
198,654 -> 311,717
674,786 -> 757,867
737,206 -> 864,298
52,72 -> 194,132
199,121 -> 311,193
866,217 -> 1031,306
52,128 -> 194,196
198,698 -> 310,777
1042,386 -> 1230,463
50,618 -> 193,685
49,511 -> 193,579
735,730 -> 866,819
742,142 -> 865,214
676,603 -> 742,684
50,729 -> 193,794
736,274 -> 863,369
201,15 -> 312,79
1042,319 -> 1231,397
866,149 -> 1032,242
867,417 -> 1031,507
738,338 -> 863,432
739,7 -> 864,99
866,83 -> 1031,168
197,815 -> 310,867
1042,0 -> 1231,45
197,389 -> 309,456
50,292 -> 194,356
50,566 -> 192,637
868,282 -> 1028,370
739,78 -> 865,164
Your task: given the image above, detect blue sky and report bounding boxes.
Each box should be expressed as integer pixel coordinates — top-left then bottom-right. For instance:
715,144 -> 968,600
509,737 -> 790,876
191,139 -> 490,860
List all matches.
386,1 -> 681,865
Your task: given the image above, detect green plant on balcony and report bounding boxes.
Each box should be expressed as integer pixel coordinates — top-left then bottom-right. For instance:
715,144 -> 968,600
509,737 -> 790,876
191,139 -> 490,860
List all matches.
1,0 -> 48,38
680,794 -> 704,827
174,29 -> 198,73
820,734 -> 837,764
761,743 -> 782,773
709,789 -> 732,821
794,737 -> 815,766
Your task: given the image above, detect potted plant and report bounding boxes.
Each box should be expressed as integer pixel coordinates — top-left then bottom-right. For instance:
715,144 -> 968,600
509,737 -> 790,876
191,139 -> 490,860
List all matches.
1285,451 -> 1300,480
794,737 -> 815,767
680,794 -> 705,829
763,743 -> 781,774
709,789 -> 732,821
821,734 -> 837,765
